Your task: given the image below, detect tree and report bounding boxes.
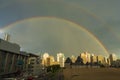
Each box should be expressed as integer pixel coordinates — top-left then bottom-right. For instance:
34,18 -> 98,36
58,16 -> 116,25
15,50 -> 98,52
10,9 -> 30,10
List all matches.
46,65 -> 60,73
65,57 -> 72,63
75,56 -> 83,65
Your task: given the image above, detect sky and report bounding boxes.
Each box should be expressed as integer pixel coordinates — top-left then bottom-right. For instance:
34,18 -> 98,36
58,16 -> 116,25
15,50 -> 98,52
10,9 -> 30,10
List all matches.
0,0 -> 120,57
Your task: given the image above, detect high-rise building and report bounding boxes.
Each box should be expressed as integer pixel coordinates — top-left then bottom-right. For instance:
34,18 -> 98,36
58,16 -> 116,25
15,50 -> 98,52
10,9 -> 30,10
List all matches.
46,56 -> 55,66
109,54 -> 117,64
57,53 -> 65,67
104,57 -> 108,64
91,54 -> 97,63
97,55 -> 105,64
80,52 -> 91,64
71,55 -> 76,63
107,58 -> 111,65
42,53 -> 49,66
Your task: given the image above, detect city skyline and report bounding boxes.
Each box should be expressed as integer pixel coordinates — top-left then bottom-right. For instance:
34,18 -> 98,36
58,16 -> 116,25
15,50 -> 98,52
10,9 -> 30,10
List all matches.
1,1 -> 120,80
0,0 -> 120,57
1,35 -> 120,80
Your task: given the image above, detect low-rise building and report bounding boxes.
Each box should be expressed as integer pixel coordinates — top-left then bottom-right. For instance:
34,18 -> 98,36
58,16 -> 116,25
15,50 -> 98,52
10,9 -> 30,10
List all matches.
28,53 -> 43,76
0,38 -> 28,76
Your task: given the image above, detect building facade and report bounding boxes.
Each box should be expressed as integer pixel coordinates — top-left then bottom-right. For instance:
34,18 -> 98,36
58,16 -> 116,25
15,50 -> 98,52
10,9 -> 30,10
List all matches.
28,53 -> 43,76
109,54 -> 117,65
46,56 -> 55,66
0,39 -> 28,76
91,54 -> 97,63
80,52 -> 91,64
57,53 -> 65,67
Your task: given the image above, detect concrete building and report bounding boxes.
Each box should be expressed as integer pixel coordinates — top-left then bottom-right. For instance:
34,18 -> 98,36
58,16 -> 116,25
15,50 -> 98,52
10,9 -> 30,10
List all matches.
46,56 -> 55,66
80,52 -> 91,64
111,59 -> 120,67
57,53 -> 65,67
42,53 -> 49,67
97,55 -> 105,64
91,54 -> 97,63
0,38 -> 28,76
42,53 -> 58,67
28,53 -> 43,76
109,54 -> 117,65
52,61 -> 60,65
107,58 -> 111,65
71,55 -> 76,63
104,57 -> 108,64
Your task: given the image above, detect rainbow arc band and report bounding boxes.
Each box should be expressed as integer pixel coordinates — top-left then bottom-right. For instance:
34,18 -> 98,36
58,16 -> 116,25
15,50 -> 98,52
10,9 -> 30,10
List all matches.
1,16 -> 109,56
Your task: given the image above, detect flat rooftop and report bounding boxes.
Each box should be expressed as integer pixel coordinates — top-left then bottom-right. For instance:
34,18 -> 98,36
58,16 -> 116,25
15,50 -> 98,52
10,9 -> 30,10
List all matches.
0,38 -> 20,54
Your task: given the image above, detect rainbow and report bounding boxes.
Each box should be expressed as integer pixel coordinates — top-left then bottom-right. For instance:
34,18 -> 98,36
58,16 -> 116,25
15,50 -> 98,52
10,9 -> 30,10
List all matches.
1,16 -> 109,56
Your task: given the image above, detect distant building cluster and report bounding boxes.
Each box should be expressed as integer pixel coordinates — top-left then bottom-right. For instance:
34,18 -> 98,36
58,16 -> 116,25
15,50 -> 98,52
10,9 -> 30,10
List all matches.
42,53 -> 65,68
0,34 -> 66,78
41,52 -> 120,68
65,52 -> 120,68
0,34 -> 120,78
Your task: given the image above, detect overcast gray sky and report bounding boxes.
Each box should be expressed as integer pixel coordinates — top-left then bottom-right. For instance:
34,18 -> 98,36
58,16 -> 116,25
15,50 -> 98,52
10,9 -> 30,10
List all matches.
0,0 -> 120,57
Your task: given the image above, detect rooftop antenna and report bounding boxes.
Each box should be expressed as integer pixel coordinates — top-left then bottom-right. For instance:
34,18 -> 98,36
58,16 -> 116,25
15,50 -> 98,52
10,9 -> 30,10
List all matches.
4,33 -> 10,41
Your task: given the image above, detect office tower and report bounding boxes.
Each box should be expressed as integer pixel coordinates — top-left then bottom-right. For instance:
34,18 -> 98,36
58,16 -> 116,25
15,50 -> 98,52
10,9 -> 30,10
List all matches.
57,53 -> 65,67
104,57 -> 108,64
91,54 -> 97,63
42,53 -> 49,66
97,55 -> 104,64
46,56 -> 55,66
71,55 -> 76,63
109,54 -> 117,64
80,52 -> 91,64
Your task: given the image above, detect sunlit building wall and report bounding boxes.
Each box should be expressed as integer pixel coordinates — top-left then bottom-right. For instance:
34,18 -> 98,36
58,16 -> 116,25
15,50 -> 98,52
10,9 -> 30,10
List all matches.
71,55 -> 76,63
91,54 -> 97,63
97,55 -> 105,64
107,58 -> 111,65
104,57 -> 108,63
42,53 -> 49,66
86,52 -> 91,63
109,54 -> 117,65
57,53 -> 65,67
52,61 -> 60,65
46,56 -> 55,66
80,52 -> 91,64
80,53 -> 86,64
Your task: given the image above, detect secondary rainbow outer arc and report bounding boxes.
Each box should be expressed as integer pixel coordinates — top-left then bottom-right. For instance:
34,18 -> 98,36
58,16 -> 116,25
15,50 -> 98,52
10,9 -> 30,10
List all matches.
0,0 -> 115,41
0,0 -> 114,42
2,16 -> 109,56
